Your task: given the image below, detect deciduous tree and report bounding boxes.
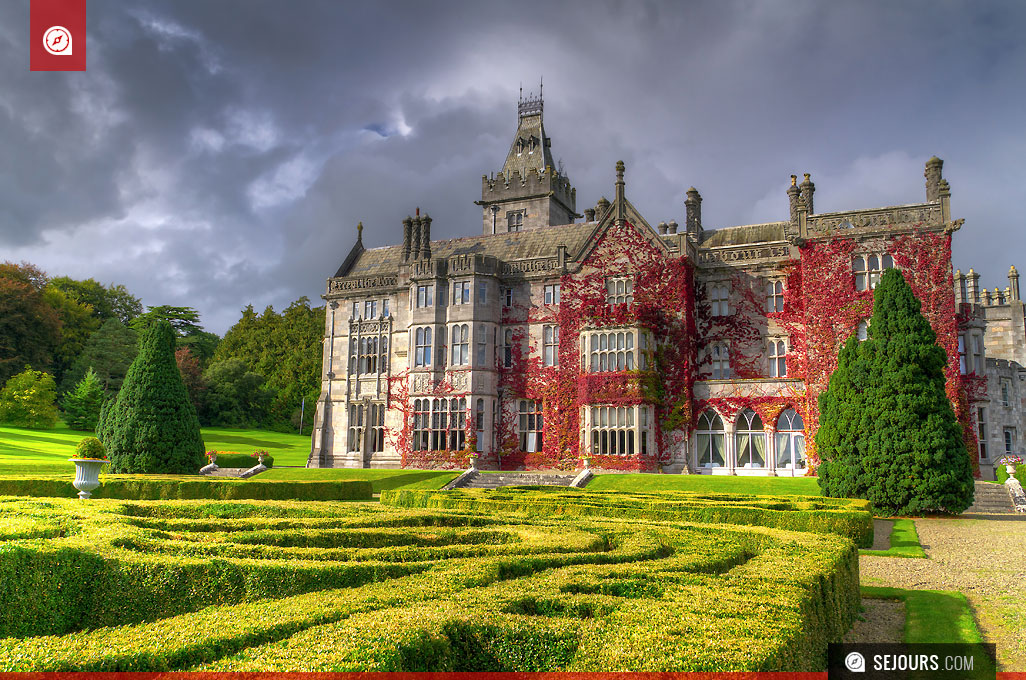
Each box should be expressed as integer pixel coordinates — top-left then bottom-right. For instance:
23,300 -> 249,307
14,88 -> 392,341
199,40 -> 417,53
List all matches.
0,367 -> 58,429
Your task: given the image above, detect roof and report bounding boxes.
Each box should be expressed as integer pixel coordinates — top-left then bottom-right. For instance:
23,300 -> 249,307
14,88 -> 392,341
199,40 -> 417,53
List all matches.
343,222 -> 599,278
700,222 -> 788,247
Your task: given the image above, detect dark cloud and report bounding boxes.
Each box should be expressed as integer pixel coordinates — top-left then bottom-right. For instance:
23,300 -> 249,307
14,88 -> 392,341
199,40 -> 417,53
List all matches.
1,0 -> 1024,333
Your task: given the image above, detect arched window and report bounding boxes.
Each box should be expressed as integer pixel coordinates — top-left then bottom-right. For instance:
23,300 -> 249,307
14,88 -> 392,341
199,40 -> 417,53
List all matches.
775,408 -> 806,470
767,280 -> 784,313
857,320 -> 869,341
735,409 -> 765,468
451,324 -> 469,365
696,410 -> 725,468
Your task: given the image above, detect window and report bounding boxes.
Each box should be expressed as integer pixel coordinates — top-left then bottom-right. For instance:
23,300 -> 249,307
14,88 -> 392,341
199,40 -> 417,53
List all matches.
709,284 -> 729,316
978,407 -> 988,460
544,283 -> 561,305
958,335 -> 967,375
416,285 -> 433,308
364,300 -> 377,319
775,409 -> 805,469
414,327 -> 432,367
853,253 -> 894,291
766,281 -> 784,313
503,329 -> 514,368
1005,428 -> 1015,455
476,398 -> 485,452
857,320 -> 869,341
769,340 -> 787,378
606,277 -> 634,305
696,410 -> 725,468
735,409 -> 766,468
369,403 -> 385,453
519,400 -> 543,452
591,406 -> 632,455
382,298 -> 390,317
507,211 -> 524,232
448,397 -> 467,450
588,330 -> 636,372
451,324 -> 469,366
504,287 -> 513,307
453,281 -> 471,305
348,403 -> 364,451
1001,379 -> 1011,407
710,343 -> 730,380
351,302 -> 359,319
477,281 -> 487,304
973,335 -> 984,374
543,325 -> 559,366
359,336 -> 378,373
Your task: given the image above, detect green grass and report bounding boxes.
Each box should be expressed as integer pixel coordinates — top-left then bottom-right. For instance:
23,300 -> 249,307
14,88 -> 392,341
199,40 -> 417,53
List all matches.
0,423 -> 313,475
860,586 -> 984,644
259,468 -> 460,493
587,473 -> 822,496
859,519 -> 926,558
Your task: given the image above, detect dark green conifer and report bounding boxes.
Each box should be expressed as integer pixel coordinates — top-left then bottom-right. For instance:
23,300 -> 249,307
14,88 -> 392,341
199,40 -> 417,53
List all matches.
103,321 -> 204,474
817,268 -> 974,514
61,367 -> 104,431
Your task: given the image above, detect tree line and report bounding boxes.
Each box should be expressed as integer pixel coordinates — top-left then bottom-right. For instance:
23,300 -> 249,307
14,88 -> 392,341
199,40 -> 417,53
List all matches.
0,261 -> 324,434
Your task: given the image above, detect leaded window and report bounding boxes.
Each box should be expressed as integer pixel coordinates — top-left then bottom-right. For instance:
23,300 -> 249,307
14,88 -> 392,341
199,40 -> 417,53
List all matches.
853,253 -> 894,291
543,325 -> 559,367
519,400 -> 543,452
414,327 -> 432,367
606,277 -> 633,306
709,284 -> 729,316
767,280 -> 784,313
769,340 -> 787,378
451,324 -> 469,366
775,409 -> 805,469
696,410 -> 724,468
710,343 -> 730,380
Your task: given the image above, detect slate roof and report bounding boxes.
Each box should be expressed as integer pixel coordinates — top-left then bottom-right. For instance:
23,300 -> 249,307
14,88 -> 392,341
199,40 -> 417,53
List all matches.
343,221 -> 600,278
700,222 -> 788,247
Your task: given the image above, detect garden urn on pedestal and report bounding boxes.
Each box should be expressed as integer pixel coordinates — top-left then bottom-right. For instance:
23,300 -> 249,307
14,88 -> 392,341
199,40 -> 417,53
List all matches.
469,454 -> 479,471
1007,464 -> 1018,475
201,451 -> 219,474
69,458 -> 106,499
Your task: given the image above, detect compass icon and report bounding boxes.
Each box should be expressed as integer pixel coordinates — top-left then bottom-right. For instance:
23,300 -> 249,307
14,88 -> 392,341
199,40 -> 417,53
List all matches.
43,26 -> 73,56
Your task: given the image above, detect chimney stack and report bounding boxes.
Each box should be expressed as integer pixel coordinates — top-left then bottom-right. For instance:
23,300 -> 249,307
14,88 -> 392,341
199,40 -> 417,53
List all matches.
1009,265 -> 1020,302
925,156 -> 944,202
787,175 -> 800,225
685,187 -> 702,236
799,173 -> 815,215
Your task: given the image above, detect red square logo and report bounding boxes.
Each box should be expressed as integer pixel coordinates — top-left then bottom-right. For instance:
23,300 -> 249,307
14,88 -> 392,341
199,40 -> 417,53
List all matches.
31,0 -> 87,71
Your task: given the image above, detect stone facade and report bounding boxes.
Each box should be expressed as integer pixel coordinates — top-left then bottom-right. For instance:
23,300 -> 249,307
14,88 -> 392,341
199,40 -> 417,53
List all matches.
955,266 -> 1026,479
308,95 -> 980,477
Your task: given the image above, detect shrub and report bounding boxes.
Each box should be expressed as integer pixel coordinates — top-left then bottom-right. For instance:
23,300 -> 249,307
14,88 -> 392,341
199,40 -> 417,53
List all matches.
207,451 -> 275,468
380,487 -> 874,547
103,321 -> 205,474
0,477 -> 370,501
61,368 -> 105,431
0,498 -> 858,671
817,269 -> 974,515
0,367 -> 58,429
73,437 -> 106,460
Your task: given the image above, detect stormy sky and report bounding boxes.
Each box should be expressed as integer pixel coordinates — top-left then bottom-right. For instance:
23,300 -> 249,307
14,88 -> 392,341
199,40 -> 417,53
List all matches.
2,1 -> 1024,335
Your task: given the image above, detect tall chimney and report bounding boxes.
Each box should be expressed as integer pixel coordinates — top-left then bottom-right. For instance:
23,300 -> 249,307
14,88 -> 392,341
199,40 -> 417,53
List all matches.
1009,265 -> 1020,302
420,214 -> 432,259
787,175 -> 800,225
925,156 -> 943,202
402,217 -> 412,262
685,187 -> 702,236
799,173 -> 815,215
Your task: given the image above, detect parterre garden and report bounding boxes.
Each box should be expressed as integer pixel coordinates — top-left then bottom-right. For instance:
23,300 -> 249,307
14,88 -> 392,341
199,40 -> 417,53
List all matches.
0,488 -> 869,671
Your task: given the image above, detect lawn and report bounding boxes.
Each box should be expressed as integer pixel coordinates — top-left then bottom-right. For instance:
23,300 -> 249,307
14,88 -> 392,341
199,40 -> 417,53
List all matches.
860,586 -> 985,644
587,473 -> 822,496
0,423 -> 314,475
859,518 -> 926,558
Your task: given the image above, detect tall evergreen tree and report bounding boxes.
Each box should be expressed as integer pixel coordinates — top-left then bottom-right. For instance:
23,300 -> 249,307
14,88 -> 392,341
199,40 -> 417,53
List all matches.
61,367 -> 104,431
102,321 -> 205,474
817,269 -> 974,514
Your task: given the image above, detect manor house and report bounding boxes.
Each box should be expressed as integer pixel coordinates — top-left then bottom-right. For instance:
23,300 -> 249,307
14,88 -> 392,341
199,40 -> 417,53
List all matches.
309,93 -> 995,477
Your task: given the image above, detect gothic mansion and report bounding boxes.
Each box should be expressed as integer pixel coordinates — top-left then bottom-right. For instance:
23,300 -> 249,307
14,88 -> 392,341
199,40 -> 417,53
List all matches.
309,94 -> 981,475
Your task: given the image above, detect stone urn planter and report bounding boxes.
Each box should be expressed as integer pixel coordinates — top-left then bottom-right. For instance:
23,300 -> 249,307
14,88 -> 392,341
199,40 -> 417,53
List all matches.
69,458 -> 106,499
200,451 -> 219,474
582,456 -> 591,470
1007,464 -> 1018,475
469,453 -> 480,471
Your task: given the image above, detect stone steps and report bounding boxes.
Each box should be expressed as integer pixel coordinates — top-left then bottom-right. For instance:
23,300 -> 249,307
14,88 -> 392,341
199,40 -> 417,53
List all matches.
964,481 -> 1014,513
458,471 -> 579,489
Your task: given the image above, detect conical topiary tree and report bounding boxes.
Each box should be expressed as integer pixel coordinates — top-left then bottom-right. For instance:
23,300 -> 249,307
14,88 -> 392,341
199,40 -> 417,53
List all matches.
62,367 -> 104,431
817,268 -> 974,514
102,320 -> 205,473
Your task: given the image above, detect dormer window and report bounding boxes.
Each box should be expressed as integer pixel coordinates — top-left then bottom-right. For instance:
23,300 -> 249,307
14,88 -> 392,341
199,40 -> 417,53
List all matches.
516,138 -> 525,156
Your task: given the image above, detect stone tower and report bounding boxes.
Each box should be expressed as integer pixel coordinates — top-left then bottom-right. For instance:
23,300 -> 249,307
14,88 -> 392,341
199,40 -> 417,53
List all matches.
477,86 -> 578,234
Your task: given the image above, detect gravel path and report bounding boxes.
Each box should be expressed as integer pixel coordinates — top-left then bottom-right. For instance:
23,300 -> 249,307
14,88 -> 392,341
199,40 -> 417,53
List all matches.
859,515 -> 1026,671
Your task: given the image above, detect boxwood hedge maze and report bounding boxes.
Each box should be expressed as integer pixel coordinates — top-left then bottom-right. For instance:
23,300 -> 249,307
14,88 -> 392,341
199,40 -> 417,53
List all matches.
0,490 -> 868,671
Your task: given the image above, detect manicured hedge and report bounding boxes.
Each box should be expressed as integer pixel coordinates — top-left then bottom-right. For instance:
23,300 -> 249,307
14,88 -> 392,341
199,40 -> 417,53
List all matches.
0,498 -> 859,671
0,476 -> 369,501
210,453 -> 274,468
380,487 -> 874,547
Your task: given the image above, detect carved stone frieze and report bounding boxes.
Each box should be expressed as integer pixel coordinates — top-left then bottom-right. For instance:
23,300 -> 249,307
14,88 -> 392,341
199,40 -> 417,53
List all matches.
809,205 -> 941,234
698,244 -> 790,265
328,275 -> 398,294
501,257 -> 560,276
